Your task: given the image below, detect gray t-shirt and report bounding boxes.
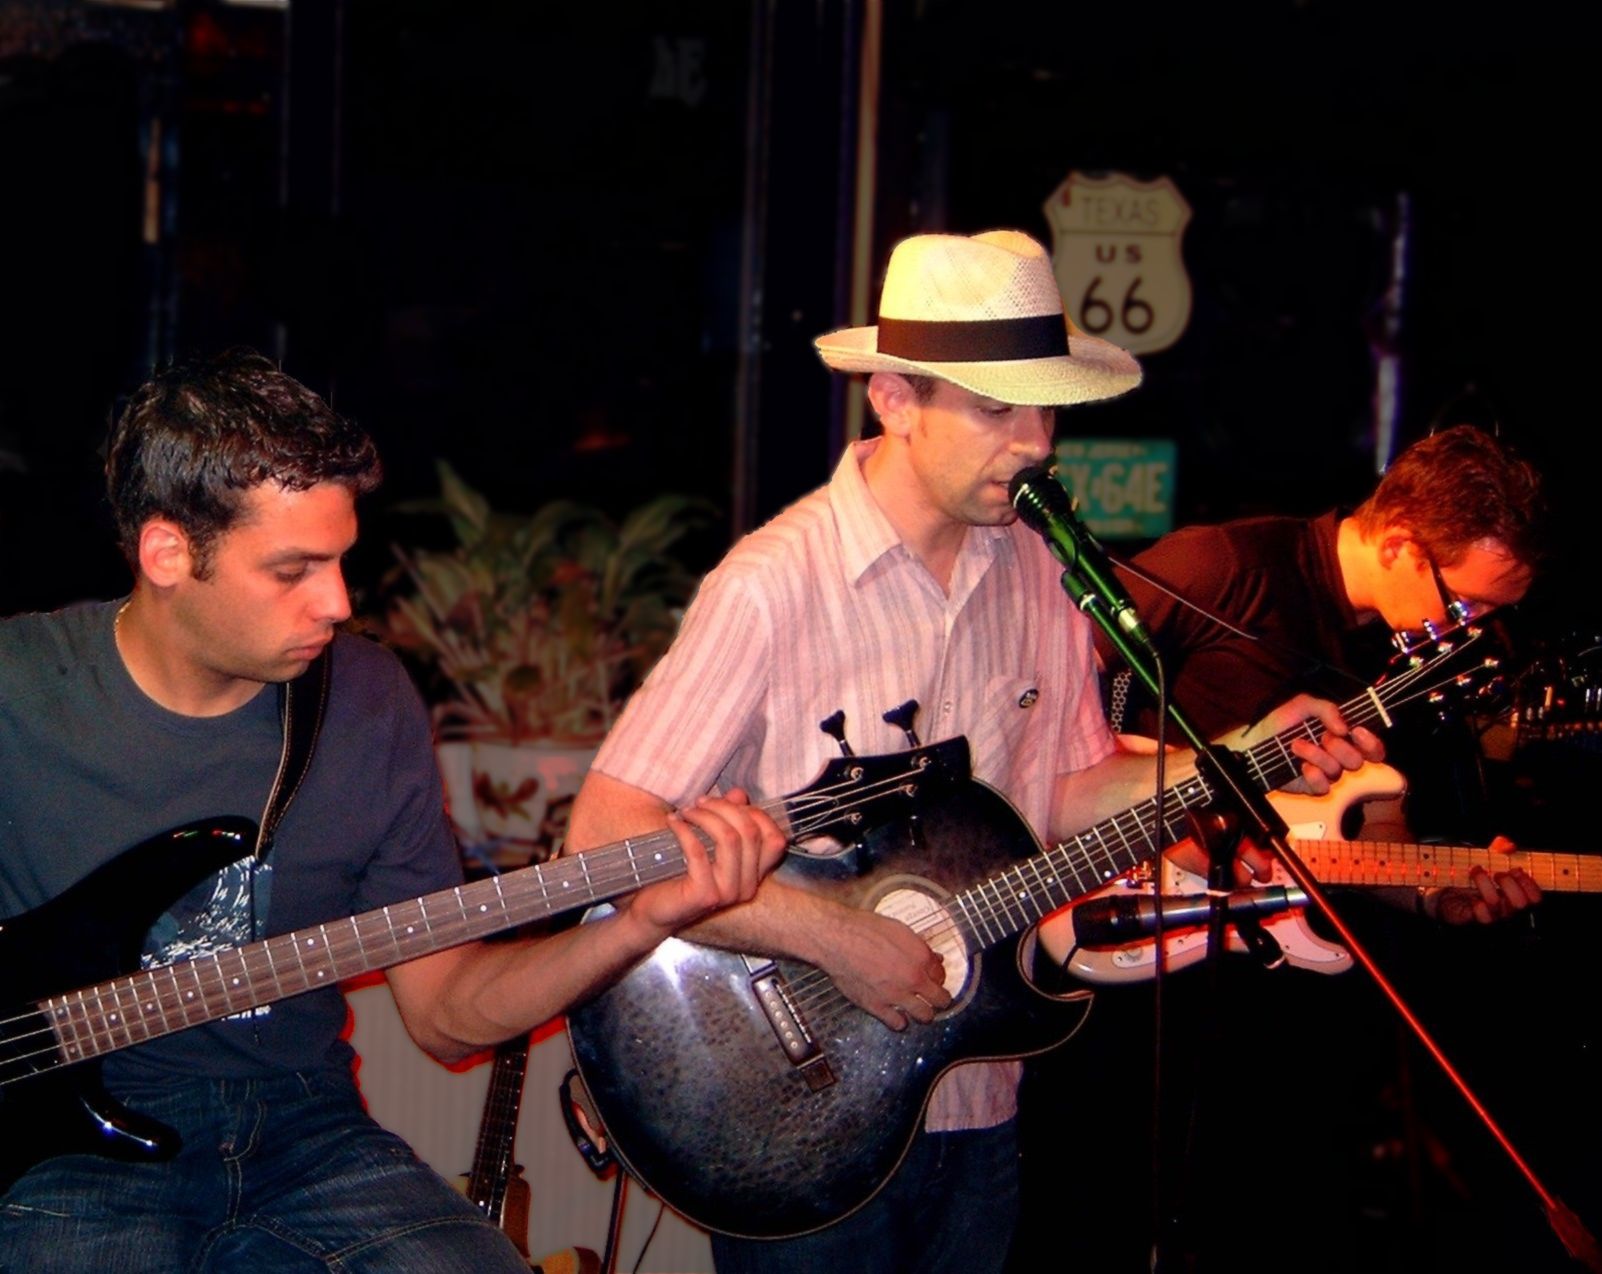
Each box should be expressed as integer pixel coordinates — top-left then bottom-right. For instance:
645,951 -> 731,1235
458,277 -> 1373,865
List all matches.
0,599 -> 460,1083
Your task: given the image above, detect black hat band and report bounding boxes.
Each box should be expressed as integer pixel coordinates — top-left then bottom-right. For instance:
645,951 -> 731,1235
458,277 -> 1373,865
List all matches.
876,313 -> 1068,363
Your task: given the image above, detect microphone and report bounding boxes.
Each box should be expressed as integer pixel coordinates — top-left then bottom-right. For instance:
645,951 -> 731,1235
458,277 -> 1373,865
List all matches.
1069,886 -> 1308,947
1007,465 -> 1154,649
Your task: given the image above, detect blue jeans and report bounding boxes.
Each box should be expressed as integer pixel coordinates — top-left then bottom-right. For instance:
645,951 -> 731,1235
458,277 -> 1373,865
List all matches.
0,1067 -> 527,1273
710,1120 -> 1021,1274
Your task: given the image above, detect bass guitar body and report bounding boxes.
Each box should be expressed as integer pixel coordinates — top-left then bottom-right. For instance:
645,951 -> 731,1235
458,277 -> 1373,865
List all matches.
0,819 -> 258,1190
568,781 -> 1091,1240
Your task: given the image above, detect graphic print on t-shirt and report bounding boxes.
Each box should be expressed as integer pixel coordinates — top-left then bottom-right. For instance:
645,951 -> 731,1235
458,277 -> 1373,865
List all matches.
141,858 -> 276,1021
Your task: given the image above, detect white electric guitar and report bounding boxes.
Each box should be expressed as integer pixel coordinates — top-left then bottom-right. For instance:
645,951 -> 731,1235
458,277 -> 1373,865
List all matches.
1063,764 -> 1602,983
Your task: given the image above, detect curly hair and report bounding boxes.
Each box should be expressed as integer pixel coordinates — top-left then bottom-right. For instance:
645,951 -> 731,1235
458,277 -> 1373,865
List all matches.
1353,425 -> 1545,567
106,348 -> 381,576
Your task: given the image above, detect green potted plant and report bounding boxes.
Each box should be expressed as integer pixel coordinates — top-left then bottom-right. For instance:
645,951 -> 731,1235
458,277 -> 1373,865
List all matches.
375,461 -> 711,860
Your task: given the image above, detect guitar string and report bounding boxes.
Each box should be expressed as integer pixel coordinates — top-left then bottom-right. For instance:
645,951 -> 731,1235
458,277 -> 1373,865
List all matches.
0,766 -> 934,1085
775,656 -> 1493,1030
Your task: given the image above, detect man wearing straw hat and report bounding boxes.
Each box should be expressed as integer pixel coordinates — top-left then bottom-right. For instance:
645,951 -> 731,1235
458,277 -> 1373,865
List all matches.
569,230 -> 1382,1272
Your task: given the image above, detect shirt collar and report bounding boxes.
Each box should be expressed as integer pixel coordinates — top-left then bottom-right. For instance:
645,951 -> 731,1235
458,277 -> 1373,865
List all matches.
828,438 -> 1012,587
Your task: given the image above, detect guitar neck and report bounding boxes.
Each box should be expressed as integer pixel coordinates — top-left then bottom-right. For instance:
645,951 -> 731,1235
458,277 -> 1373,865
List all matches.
31,740 -> 964,1076
41,830 -> 692,1066
941,669 -> 1443,950
1291,840 -> 1602,893
465,1035 -> 533,1220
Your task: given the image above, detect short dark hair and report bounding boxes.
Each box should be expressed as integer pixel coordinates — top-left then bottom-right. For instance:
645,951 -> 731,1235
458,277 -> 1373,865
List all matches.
900,373 -> 942,404
1354,425 -> 1545,567
106,348 -> 382,575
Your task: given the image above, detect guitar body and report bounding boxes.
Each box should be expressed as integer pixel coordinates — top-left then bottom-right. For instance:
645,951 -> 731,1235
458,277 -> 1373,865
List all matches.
567,780 -> 1092,1240
0,817 -> 257,1193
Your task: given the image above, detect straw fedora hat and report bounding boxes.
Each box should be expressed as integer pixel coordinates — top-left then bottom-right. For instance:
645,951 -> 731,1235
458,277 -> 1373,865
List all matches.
814,230 -> 1142,406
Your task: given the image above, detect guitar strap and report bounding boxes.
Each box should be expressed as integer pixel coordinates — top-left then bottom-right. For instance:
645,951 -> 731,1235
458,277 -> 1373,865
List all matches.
254,646 -> 333,861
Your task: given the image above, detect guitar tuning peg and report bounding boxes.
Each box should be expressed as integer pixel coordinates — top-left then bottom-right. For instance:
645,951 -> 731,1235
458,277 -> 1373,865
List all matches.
882,699 -> 921,747
818,710 -> 855,756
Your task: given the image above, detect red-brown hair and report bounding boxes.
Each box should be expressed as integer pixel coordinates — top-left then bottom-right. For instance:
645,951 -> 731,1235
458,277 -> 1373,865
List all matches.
1353,425 -> 1545,566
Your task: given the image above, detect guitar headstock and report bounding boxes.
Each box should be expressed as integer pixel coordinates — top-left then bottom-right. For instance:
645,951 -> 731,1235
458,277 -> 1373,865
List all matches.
779,736 -> 972,845
1370,622 -> 1505,727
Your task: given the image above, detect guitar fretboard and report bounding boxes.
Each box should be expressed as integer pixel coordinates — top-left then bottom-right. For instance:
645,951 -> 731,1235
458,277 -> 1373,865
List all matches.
39,834 -> 692,1069
1291,840 -> 1602,893
467,1036 -> 533,1219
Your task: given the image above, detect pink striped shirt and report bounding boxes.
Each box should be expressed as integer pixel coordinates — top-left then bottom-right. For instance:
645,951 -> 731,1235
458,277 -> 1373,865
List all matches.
593,440 -> 1115,1129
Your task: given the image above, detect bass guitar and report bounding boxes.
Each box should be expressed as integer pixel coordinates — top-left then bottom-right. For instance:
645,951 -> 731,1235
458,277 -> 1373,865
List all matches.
567,626 -> 1502,1239
1064,765 -> 1602,982
0,741 -> 966,1193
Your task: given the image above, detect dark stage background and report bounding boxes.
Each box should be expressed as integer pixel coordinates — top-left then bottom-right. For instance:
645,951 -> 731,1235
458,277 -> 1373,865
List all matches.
3,3 -> 1597,1270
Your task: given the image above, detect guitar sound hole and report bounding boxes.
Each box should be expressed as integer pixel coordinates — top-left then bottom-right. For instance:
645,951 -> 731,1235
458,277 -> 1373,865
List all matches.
872,883 -> 971,1003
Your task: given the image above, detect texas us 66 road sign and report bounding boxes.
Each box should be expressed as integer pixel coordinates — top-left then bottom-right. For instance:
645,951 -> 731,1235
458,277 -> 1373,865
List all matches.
1044,171 -> 1192,356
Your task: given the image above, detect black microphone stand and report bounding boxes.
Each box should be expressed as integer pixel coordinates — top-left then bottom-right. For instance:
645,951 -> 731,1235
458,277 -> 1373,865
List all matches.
1065,562 -> 1270,1269
1059,559 -> 1602,1272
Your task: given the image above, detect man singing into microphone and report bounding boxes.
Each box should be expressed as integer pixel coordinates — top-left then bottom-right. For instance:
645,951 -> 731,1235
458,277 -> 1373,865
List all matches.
566,230 -> 1382,1273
